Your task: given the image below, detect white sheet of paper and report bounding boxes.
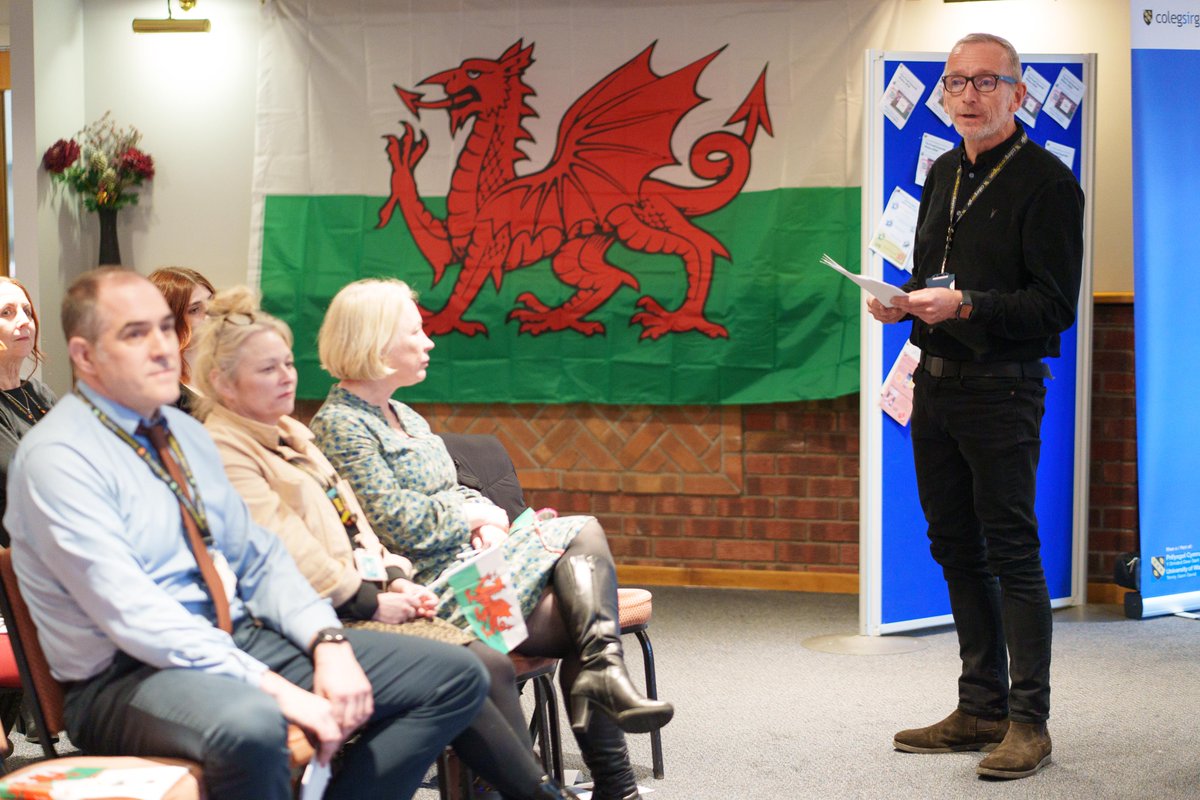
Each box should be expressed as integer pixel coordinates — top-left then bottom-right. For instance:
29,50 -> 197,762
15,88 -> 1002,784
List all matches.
299,760 -> 331,800
880,341 -> 922,426
924,79 -> 953,127
1044,140 -> 1076,171
915,132 -> 955,187
1016,66 -> 1051,128
571,781 -> 654,800
880,64 -> 925,130
868,186 -> 920,272
1044,67 -> 1085,129
820,254 -> 907,309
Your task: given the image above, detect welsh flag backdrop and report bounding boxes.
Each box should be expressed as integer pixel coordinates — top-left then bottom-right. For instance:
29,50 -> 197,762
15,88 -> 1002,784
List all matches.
251,0 -> 902,404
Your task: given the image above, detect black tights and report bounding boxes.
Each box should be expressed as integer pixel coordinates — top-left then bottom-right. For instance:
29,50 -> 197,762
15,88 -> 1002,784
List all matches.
467,641 -> 533,746
451,643 -> 542,796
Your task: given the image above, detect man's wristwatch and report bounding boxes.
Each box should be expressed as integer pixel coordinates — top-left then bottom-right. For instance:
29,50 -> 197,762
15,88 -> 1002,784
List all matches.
311,627 -> 348,653
955,293 -> 974,320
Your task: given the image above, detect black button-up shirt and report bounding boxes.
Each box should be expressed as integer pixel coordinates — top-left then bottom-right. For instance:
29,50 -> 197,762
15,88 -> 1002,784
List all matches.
903,124 -> 1085,363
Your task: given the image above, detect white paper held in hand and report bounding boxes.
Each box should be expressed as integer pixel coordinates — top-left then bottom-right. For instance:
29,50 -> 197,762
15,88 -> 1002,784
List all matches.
299,759 -> 332,800
819,254 -> 907,308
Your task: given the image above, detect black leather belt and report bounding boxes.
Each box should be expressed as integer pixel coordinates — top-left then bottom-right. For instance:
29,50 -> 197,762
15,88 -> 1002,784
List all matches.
919,354 -> 1051,379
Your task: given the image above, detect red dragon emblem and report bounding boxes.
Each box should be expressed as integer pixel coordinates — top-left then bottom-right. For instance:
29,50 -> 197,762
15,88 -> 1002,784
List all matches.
465,573 -> 517,638
379,40 -> 772,340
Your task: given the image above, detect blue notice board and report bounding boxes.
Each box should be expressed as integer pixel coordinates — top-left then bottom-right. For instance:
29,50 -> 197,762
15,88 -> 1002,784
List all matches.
861,52 -> 1094,634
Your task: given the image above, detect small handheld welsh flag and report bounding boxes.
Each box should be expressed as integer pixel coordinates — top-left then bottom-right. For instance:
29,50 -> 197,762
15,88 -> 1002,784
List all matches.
445,546 -> 528,653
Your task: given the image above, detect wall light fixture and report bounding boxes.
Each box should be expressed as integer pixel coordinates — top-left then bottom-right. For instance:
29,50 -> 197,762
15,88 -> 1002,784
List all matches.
133,0 -> 211,33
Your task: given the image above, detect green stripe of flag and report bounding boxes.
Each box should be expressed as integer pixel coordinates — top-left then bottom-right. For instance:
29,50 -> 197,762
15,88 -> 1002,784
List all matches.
261,187 -> 862,405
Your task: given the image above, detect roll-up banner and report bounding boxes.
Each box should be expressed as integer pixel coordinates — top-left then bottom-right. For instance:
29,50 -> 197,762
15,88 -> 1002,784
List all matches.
1129,3 -> 1200,618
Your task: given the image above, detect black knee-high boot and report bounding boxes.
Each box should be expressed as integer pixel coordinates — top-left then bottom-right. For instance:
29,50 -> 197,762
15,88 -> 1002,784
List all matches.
572,712 -> 640,800
552,553 -> 673,734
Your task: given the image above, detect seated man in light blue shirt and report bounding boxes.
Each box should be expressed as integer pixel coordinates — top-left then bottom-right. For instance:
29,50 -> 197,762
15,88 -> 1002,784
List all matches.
4,267 -> 487,800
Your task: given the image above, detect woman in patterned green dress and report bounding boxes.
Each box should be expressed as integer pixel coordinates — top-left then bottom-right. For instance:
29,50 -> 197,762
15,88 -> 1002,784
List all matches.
311,279 -> 673,800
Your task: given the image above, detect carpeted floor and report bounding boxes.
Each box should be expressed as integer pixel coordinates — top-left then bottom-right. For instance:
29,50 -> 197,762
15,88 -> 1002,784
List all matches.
438,587 -> 1200,800
569,587 -> 1200,800
7,587 -> 1197,799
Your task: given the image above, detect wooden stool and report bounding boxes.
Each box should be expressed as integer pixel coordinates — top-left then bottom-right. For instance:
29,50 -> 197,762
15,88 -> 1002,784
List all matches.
617,588 -> 664,779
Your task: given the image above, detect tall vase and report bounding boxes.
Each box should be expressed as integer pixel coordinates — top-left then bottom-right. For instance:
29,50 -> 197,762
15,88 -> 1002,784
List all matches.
97,207 -> 121,266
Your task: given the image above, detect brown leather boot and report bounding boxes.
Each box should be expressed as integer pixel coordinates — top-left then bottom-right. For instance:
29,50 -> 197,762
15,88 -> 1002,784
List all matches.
976,721 -> 1052,779
893,709 -> 1009,753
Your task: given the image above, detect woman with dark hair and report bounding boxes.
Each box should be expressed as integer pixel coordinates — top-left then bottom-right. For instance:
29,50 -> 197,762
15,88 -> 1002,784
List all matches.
0,275 -> 56,761
148,267 -> 215,412
311,278 -> 673,800
0,276 -> 55,547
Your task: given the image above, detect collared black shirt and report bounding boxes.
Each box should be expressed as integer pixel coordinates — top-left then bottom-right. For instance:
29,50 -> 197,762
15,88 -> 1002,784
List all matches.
903,124 -> 1084,362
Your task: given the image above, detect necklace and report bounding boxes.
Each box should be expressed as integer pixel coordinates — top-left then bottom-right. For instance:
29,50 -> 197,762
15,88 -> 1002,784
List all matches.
1,384 -> 47,423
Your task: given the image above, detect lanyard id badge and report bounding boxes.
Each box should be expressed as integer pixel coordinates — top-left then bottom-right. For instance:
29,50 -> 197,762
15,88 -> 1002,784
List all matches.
354,548 -> 389,582
926,273 -> 955,290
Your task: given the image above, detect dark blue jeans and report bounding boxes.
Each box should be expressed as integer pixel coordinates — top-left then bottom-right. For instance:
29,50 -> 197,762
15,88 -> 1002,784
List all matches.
64,622 -> 488,800
911,370 -> 1053,724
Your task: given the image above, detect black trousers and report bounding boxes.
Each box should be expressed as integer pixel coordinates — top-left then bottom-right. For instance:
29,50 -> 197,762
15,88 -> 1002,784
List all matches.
911,370 -> 1053,724
64,622 -> 488,800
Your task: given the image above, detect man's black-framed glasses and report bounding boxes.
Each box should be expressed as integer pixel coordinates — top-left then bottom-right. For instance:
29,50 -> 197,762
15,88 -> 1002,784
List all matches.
940,74 -> 1018,95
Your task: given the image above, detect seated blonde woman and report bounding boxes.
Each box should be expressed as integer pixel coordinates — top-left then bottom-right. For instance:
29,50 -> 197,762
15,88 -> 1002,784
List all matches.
310,279 -> 673,800
191,288 -> 575,800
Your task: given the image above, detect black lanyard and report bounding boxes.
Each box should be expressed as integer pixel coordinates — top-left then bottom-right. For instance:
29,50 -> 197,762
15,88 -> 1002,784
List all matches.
940,131 -> 1027,274
78,391 -> 212,543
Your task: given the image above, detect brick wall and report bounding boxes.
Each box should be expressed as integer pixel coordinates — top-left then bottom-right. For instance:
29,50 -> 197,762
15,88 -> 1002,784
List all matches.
410,400 -> 861,574
1087,301 -> 1138,582
303,301 -> 1137,586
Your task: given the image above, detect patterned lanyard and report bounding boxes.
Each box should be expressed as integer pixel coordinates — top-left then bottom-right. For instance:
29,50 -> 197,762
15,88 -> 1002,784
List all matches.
1,385 -> 49,423
77,391 -> 211,542
268,439 -> 361,543
940,130 -> 1027,274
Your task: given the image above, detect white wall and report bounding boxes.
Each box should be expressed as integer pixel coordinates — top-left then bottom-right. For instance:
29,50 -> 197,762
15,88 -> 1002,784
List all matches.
11,0 -> 86,394
79,0 -> 261,286
12,0 -> 1134,393
12,0 -> 260,393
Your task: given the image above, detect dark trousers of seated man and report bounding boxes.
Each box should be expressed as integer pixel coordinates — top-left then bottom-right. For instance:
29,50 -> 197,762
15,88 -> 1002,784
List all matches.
64,622 -> 488,800
911,371 -> 1053,724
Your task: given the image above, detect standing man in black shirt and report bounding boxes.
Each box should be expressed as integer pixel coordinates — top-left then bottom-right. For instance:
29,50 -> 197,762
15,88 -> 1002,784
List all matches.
869,33 -> 1083,780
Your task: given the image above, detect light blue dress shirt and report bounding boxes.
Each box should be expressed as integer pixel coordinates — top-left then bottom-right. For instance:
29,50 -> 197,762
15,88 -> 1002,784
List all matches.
4,383 -> 339,684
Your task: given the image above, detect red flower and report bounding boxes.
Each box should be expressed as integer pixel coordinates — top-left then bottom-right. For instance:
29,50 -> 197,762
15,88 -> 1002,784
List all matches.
117,147 -> 155,181
42,139 -> 80,174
